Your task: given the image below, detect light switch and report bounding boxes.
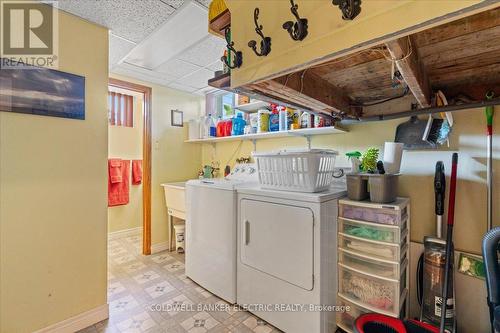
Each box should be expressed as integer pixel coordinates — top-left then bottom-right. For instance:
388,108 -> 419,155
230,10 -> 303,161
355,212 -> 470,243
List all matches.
155,140 -> 160,150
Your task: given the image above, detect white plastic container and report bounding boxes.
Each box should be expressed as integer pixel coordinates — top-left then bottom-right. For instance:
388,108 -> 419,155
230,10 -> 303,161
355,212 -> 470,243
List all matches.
383,142 -> 404,174
188,119 -> 200,140
173,224 -> 185,253
252,149 -> 338,192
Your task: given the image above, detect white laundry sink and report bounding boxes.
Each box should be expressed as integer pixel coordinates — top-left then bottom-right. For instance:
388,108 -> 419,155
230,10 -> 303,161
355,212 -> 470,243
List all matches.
161,182 -> 186,219
161,182 -> 186,251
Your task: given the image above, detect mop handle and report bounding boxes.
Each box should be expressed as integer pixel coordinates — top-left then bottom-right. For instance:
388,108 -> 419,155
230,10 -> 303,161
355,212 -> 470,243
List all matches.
440,153 -> 458,333
447,153 -> 458,226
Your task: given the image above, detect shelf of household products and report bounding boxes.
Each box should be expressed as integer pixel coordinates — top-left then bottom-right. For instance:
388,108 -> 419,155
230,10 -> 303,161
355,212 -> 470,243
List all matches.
337,198 -> 410,333
185,126 -> 347,144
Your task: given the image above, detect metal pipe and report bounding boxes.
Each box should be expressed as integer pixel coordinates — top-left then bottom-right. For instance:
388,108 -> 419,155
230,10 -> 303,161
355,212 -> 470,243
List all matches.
341,98 -> 500,123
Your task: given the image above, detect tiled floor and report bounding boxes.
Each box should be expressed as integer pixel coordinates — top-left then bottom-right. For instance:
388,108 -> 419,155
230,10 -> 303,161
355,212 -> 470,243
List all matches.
79,234 -> 282,333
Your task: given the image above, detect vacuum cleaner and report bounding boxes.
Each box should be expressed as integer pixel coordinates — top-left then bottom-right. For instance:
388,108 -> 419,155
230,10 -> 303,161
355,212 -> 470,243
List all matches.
416,161 -> 455,333
482,227 -> 500,333
354,153 -> 459,333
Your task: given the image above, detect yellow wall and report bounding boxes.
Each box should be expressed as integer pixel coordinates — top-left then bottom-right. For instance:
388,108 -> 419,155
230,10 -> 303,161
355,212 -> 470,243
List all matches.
202,107 -> 499,254
110,74 -> 204,247
108,92 -> 144,233
226,0 -> 496,87
0,8 -> 109,333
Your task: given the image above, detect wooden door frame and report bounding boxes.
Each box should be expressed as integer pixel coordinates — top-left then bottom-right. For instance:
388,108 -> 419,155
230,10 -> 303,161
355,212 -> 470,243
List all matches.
109,77 -> 152,255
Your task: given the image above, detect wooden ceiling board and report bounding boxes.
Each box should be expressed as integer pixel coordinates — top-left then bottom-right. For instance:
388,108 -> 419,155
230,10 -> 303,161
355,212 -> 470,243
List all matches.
429,63 -> 500,88
429,50 -> 500,78
310,51 -> 384,77
418,25 -> 500,60
412,8 -> 500,47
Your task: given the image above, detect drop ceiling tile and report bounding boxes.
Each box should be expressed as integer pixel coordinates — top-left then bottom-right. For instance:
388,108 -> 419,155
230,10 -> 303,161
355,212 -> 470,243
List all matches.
155,59 -> 201,80
206,60 -> 223,72
112,66 -> 171,88
52,0 -> 175,43
194,86 -> 218,95
167,82 -> 199,94
177,36 -> 227,67
109,34 -> 136,69
159,0 -> 185,9
176,69 -> 213,89
119,62 -> 168,80
195,0 -> 211,7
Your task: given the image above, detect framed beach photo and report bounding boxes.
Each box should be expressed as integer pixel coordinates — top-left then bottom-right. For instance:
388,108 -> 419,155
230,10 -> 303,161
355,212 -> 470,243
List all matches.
0,59 -> 85,120
171,109 -> 183,127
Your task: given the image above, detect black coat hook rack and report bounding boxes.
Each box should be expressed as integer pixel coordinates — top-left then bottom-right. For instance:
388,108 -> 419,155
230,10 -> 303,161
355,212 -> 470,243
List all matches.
332,0 -> 361,20
283,0 -> 308,41
221,27 -> 242,69
248,8 -> 271,57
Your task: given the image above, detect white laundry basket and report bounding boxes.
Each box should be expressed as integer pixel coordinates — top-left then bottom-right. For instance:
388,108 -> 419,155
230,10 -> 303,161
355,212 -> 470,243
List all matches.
173,224 -> 185,253
252,149 -> 338,192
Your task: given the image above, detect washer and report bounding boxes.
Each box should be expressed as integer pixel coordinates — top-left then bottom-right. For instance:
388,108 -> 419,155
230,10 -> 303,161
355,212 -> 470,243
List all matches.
236,185 -> 346,333
185,164 -> 258,304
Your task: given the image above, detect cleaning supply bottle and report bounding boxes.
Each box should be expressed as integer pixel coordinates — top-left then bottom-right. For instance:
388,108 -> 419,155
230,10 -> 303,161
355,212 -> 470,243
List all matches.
269,105 -> 280,132
208,114 -> 216,137
231,113 -> 246,136
346,151 -> 362,173
216,116 -> 223,137
278,106 -> 288,131
257,109 -> 270,133
300,112 -> 312,128
200,115 -> 209,138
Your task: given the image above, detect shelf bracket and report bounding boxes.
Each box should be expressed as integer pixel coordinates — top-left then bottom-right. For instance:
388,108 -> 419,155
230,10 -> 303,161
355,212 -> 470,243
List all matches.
305,135 -> 312,150
251,139 -> 257,152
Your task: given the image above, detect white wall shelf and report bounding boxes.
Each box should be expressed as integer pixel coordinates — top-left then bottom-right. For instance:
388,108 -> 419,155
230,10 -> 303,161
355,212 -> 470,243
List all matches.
185,126 -> 347,144
234,100 -> 271,113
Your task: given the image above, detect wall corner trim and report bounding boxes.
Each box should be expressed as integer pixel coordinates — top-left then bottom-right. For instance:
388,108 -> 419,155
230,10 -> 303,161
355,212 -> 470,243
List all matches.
33,304 -> 109,333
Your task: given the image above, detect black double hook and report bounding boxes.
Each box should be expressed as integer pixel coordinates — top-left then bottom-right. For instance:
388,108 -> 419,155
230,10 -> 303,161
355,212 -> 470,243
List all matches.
332,0 -> 362,20
221,27 -> 242,69
283,0 -> 308,41
248,8 -> 271,57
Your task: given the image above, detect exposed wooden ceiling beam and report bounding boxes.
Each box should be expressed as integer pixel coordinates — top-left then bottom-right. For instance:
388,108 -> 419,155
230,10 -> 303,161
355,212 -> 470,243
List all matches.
385,37 -> 431,107
252,71 -> 352,115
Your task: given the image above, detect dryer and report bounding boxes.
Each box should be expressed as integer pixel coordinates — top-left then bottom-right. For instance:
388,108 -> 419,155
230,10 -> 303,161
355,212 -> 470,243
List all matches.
236,186 -> 346,333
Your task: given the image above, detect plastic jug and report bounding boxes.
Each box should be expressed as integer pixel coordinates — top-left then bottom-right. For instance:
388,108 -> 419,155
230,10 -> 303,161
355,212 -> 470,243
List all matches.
231,113 -> 246,136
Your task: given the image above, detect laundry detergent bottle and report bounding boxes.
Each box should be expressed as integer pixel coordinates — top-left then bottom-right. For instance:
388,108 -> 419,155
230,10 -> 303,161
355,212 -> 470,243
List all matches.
231,113 -> 246,136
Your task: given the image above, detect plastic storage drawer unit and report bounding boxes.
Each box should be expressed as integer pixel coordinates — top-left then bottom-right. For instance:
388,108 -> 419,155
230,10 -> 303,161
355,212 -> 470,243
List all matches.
338,248 -> 408,279
339,217 -> 407,244
338,233 -> 408,262
339,198 -> 409,226
336,295 -> 372,333
338,263 -> 407,315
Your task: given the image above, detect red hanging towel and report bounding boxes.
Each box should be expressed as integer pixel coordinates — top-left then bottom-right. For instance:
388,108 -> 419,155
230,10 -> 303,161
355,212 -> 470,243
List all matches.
132,160 -> 142,185
108,159 -> 130,206
108,158 -> 123,183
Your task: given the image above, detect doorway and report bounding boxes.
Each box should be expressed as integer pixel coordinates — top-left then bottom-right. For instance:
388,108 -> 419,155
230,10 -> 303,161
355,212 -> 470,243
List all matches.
109,78 -> 152,255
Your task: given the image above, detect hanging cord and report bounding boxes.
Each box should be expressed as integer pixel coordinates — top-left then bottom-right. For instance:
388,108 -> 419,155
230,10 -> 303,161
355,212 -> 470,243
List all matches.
354,86 -> 410,107
224,141 -> 244,167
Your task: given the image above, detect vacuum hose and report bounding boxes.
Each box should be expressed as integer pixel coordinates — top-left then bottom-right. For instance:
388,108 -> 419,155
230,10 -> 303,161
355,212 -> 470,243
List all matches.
482,227 -> 500,333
